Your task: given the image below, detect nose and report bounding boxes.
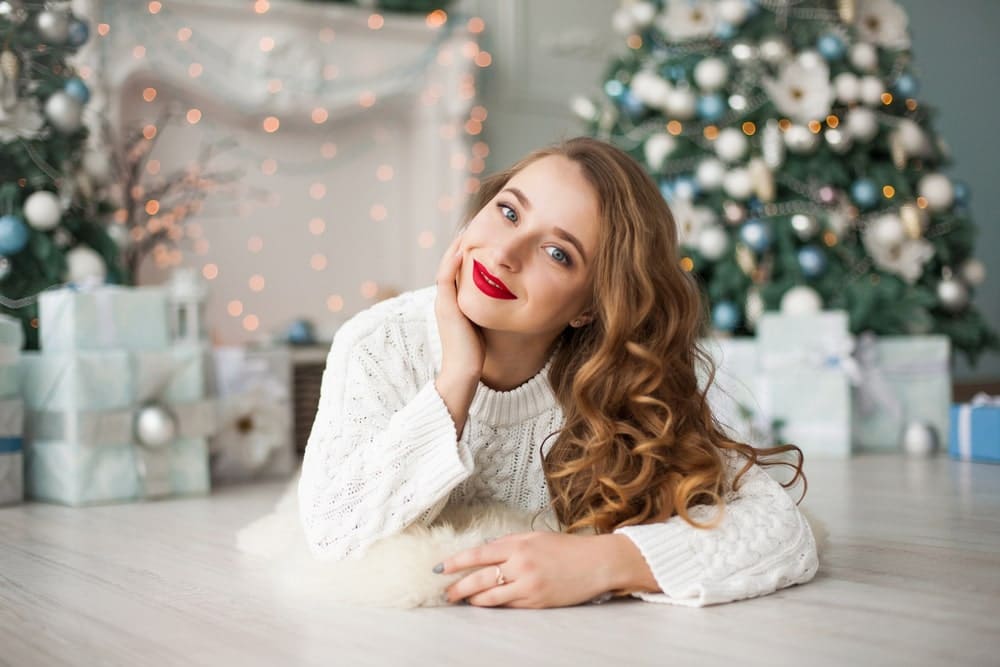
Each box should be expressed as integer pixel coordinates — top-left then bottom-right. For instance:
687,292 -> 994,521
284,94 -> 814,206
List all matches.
491,233 -> 529,272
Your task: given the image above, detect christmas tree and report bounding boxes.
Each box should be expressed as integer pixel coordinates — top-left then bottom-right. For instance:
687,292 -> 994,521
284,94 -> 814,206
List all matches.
573,0 -> 998,364
0,1 -> 125,350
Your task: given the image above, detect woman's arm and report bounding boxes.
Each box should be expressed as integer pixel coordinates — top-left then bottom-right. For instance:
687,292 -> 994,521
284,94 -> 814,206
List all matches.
606,453 -> 819,606
297,315 -> 476,561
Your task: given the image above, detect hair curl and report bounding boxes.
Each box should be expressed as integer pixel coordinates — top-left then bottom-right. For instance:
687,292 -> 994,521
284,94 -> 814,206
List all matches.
461,137 -> 806,544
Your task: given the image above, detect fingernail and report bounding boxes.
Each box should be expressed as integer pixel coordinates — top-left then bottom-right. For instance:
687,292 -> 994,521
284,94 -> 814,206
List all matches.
454,250 -> 462,258
432,562 -> 444,573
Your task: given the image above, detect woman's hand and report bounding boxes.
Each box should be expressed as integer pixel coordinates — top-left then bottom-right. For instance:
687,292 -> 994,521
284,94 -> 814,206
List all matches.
437,532 -> 621,609
435,233 -> 485,383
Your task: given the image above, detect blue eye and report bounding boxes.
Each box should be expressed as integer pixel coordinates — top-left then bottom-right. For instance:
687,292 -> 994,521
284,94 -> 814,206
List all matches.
547,246 -> 571,265
498,203 -> 517,223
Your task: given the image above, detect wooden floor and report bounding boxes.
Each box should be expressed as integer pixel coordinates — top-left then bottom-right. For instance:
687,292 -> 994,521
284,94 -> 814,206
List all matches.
1,454 -> 999,666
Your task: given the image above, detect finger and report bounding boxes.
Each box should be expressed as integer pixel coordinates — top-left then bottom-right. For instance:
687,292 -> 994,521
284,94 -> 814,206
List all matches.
436,236 -> 464,287
444,565 -> 515,605
437,542 -> 502,576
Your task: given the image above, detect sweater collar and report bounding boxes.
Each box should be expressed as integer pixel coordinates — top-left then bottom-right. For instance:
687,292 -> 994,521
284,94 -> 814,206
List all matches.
425,286 -> 559,425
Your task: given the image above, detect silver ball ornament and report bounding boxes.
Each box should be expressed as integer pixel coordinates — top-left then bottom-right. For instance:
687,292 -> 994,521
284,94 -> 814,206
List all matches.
937,275 -> 969,312
0,1 -> 27,25
790,214 -> 820,240
44,91 -> 83,133
901,421 -> 938,457
730,40 -> 757,62
37,8 -> 71,44
134,403 -> 178,449
697,225 -> 730,261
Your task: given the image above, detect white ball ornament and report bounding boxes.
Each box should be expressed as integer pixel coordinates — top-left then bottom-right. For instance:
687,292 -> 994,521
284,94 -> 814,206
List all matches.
134,403 -> 178,449
959,258 -> 986,287
784,125 -> 820,153
715,127 -> 749,162
612,7 -> 638,34
759,36 -> 791,64
833,72 -> 860,105
850,42 -> 879,72
570,95 -> 598,122
901,421 -> 938,457
824,128 -> 853,154
697,225 -> 730,260
937,275 -> 969,312
780,286 -> 823,315
846,107 -> 879,141
896,119 -> 929,156
723,167 -> 754,200
859,75 -> 885,106
23,190 -> 62,230
64,245 -> 107,284
644,133 -> 677,171
694,58 -> 729,92
918,173 -> 954,211
664,87 -> 697,119
44,91 -> 83,133
696,158 -> 726,190
870,214 -> 906,249
716,0 -> 749,24
629,1 -> 656,27
796,49 -> 825,70
631,70 -> 670,107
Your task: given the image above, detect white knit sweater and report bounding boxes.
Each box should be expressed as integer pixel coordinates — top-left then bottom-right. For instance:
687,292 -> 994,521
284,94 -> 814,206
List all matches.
298,286 -> 819,607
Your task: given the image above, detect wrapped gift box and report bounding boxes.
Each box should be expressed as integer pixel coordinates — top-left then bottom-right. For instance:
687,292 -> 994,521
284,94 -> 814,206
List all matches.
852,333 -> 951,452
0,398 -> 23,505
949,395 -> 1000,463
756,311 -> 854,459
38,285 -> 169,352
0,313 -> 22,398
700,337 -> 766,444
20,344 -> 214,506
207,345 -> 295,483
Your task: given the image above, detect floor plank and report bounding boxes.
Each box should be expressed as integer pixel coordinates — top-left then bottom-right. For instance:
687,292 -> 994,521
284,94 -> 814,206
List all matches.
1,454 -> 998,666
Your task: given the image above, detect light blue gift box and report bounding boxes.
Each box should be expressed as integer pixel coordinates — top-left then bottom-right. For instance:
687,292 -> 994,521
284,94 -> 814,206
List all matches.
851,334 -> 951,452
20,344 -> 215,506
0,398 -> 23,505
949,395 -> 1000,463
38,285 -> 170,352
0,313 -> 23,398
700,337 -> 765,444
756,311 -> 854,459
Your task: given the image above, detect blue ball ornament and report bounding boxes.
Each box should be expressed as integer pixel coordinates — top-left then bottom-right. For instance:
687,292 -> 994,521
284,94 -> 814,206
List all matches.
604,80 -> 625,101
712,301 -> 741,332
0,215 -> 29,256
715,22 -> 736,40
739,219 -> 772,253
797,245 -> 828,278
697,94 -> 726,122
672,175 -> 700,200
68,18 -> 90,46
817,33 -> 846,60
952,180 -> 970,206
64,77 -> 90,104
893,73 -> 920,98
850,179 -> 879,209
286,319 -> 316,345
668,65 -> 687,83
620,89 -> 645,118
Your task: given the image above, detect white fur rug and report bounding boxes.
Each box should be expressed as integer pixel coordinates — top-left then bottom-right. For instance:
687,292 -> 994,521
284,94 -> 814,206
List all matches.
236,478 -> 828,609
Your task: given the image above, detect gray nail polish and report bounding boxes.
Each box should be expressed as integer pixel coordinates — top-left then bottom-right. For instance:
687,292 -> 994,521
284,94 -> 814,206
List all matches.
432,562 -> 444,573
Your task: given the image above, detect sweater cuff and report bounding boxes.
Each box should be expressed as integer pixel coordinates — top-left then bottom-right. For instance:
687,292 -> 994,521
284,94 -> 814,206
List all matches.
613,519 -> 711,603
392,380 -> 476,495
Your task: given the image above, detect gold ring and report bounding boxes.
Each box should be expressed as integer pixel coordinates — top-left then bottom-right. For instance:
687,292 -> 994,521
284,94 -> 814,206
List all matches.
494,565 -> 506,586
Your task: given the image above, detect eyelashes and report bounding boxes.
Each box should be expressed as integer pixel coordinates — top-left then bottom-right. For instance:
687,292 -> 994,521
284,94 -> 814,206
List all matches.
496,202 -> 573,267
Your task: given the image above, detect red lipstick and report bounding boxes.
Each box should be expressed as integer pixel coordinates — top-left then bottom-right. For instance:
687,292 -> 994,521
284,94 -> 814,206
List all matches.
472,260 -> 516,299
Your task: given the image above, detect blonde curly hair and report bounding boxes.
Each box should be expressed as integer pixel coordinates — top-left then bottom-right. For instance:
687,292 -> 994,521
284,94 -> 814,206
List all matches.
462,136 -> 806,540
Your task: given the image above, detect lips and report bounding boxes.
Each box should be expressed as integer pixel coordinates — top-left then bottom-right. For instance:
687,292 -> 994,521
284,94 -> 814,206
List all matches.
472,260 -> 516,300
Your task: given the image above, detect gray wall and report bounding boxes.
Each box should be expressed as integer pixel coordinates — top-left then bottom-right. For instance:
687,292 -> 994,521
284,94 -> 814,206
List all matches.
470,0 -> 999,381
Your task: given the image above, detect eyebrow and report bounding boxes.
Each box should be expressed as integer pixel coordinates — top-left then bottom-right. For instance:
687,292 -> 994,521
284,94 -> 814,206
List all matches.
501,187 -> 589,265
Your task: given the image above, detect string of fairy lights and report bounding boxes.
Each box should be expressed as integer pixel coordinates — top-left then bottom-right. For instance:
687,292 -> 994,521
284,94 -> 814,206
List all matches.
74,0 -> 493,335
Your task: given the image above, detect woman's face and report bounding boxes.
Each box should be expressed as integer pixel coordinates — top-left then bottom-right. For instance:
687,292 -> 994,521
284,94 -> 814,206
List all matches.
456,154 -> 600,339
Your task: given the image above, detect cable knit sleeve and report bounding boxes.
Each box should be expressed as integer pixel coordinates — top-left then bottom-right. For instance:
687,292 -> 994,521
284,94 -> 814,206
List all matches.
297,304 -> 476,561
612,452 -> 819,607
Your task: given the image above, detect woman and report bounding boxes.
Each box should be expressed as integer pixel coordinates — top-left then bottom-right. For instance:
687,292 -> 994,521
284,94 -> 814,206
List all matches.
297,136 -> 819,608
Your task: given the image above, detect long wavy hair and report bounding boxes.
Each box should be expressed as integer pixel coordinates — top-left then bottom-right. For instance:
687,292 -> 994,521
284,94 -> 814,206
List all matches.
462,137 -> 806,543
